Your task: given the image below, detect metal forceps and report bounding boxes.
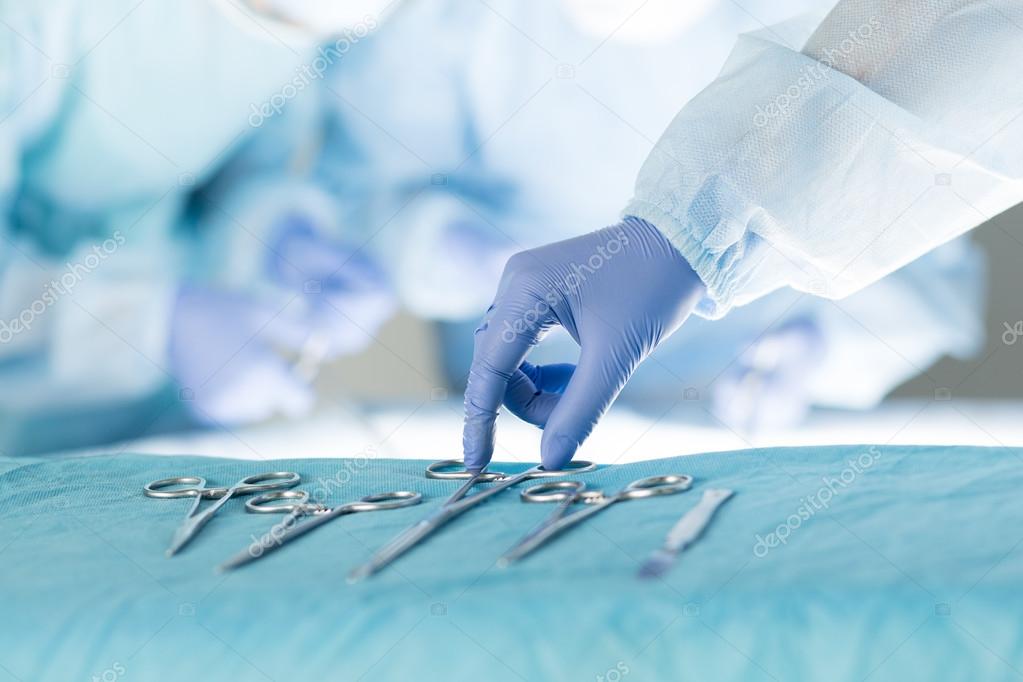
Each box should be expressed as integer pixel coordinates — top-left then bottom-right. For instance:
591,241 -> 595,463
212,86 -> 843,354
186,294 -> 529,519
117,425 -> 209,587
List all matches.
498,474 -> 694,565
144,472 -> 301,556
494,480 -> 602,567
218,488 -> 423,572
346,458 -> 597,582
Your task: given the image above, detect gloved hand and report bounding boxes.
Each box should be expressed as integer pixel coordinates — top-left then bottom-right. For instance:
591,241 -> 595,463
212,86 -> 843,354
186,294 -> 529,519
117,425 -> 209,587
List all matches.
170,216 -> 396,425
462,216 -> 705,472
711,317 -> 824,433
169,285 -> 317,424
268,216 -> 396,358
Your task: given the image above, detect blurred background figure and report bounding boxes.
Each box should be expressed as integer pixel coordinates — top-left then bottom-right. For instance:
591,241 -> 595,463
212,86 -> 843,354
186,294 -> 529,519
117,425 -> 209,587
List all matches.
0,0 -> 396,455
0,0 -> 1008,458
325,0 -> 985,434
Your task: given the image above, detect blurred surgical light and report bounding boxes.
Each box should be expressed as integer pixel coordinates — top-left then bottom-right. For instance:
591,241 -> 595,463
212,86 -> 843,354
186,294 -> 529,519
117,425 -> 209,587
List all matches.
560,0 -> 719,44
220,0 -> 397,41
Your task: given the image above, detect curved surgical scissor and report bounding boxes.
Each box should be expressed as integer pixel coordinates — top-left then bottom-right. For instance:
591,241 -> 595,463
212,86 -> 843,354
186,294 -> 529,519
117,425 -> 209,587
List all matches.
497,474 -> 694,566
347,458 -> 597,582
144,472 -> 301,556
218,488 -> 423,572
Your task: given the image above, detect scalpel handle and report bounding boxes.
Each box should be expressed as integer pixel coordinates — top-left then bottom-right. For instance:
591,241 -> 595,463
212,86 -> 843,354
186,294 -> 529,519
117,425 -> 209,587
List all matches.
637,489 -> 733,580
663,488 -> 733,553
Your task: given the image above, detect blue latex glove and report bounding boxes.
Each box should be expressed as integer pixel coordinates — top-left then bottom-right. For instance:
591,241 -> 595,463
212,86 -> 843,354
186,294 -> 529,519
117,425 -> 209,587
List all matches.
711,317 -> 825,434
169,286 -> 317,425
462,217 -> 705,472
268,216 -> 396,358
170,217 -> 395,425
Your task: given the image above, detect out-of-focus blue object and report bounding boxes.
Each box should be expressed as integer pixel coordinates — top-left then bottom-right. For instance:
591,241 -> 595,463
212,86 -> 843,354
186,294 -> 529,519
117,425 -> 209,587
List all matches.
169,285 -> 318,425
0,2 -> 394,453
0,1 -> 312,452
331,0 -> 988,421
2,444 -> 1022,681
170,216 -> 395,425
712,317 -> 825,432
463,217 -> 705,471
264,216 -> 396,359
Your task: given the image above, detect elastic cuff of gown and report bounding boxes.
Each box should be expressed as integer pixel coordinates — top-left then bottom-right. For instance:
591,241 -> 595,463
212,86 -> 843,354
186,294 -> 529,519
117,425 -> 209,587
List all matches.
622,202 -> 739,319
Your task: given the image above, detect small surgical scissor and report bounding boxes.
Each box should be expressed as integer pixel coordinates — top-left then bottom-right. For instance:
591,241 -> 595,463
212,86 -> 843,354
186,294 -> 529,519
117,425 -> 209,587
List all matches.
144,472 -> 301,556
346,458 -> 597,582
218,488 -> 423,572
497,474 -> 694,566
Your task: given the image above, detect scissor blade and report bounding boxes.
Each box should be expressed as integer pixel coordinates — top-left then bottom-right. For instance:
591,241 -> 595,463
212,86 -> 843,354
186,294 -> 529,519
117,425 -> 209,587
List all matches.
349,468 -> 546,581
347,516 -> 442,583
496,499 -> 573,568
500,499 -> 611,565
218,544 -> 261,572
166,492 -> 235,557
348,473 -> 522,581
166,514 -> 209,557
216,510 -> 320,572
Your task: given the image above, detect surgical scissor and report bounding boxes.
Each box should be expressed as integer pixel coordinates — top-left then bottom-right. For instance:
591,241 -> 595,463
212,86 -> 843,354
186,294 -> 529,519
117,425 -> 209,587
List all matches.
497,474 -> 693,566
218,488 -> 423,572
346,458 -> 597,582
144,472 -> 301,556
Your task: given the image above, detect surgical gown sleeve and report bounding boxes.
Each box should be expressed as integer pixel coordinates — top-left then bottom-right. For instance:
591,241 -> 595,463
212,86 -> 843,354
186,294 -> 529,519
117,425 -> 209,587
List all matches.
625,0 -> 1023,318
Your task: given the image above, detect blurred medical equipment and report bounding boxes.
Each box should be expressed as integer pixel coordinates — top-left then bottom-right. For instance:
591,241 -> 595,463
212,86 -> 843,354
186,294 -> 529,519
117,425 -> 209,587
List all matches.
168,287 -> 317,425
0,2 -> 395,454
712,319 -> 824,433
464,218 -> 704,472
497,474 -> 693,566
144,471 -> 301,556
347,459 -> 597,582
637,488 -> 733,579
218,488 -> 422,572
169,214 -> 396,426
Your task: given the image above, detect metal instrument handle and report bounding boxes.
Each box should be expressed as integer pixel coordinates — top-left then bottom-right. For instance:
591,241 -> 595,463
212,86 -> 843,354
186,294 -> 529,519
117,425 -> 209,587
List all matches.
618,474 -> 693,500
144,476 -> 223,499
